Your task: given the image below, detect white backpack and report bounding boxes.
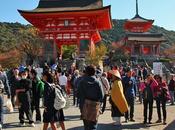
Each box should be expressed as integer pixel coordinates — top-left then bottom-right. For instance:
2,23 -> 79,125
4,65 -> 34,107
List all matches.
54,85 -> 66,110
0,80 -> 4,93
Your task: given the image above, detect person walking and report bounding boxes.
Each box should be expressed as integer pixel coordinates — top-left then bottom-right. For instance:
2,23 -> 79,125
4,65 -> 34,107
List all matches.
100,72 -> 110,114
109,70 -> 128,126
9,68 -> 20,108
0,65 -> 11,130
78,65 -> 104,130
58,72 -> 67,94
122,69 -> 136,122
16,68 -> 35,127
30,69 -> 44,123
42,71 -> 59,130
72,70 -> 80,106
75,70 -> 86,108
154,75 -> 169,125
168,75 -> 175,105
142,75 -> 154,124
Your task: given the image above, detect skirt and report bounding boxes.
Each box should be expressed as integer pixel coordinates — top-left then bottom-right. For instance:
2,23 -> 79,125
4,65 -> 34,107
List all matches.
43,108 -> 60,123
58,109 -> 65,121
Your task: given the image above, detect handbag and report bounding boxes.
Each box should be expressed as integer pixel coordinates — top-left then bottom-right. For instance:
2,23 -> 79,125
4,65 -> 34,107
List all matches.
82,99 -> 101,122
6,99 -> 14,112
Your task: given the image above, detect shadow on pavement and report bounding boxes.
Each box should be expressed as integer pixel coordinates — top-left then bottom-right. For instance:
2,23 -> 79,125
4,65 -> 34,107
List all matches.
163,120 -> 175,130
121,122 -> 148,129
67,123 -> 149,130
98,123 -> 121,130
67,123 -> 117,130
3,122 -> 28,129
65,115 -> 81,121
67,126 -> 83,130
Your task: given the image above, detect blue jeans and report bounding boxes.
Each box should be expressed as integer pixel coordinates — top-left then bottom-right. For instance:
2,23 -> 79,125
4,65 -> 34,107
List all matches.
125,96 -> 135,120
0,95 -> 4,125
83,120 -> 97,130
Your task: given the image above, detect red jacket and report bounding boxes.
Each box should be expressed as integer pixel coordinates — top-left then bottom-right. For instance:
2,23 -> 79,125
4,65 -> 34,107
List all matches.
153,81 -> 169,99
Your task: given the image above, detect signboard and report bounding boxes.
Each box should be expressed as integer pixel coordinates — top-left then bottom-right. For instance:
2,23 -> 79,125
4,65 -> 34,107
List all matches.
153,62 -> 163,76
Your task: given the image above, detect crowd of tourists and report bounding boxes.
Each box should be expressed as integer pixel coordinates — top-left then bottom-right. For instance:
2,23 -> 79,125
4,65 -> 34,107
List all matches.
0,62 -> 174,130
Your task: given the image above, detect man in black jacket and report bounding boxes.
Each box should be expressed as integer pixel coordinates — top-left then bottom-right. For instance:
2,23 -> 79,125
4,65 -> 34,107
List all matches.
142,75 -> 154,124
78,65 -> 104,130
16,69 -> 34,127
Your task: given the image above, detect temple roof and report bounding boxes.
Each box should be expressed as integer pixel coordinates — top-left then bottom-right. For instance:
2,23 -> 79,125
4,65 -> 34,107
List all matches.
18,0 -> 103,13
128,14 -> 154,23
126,32 -> 163,37
124,0 -> 154,32
38,0 -> 102,8
126,32 -> 166,42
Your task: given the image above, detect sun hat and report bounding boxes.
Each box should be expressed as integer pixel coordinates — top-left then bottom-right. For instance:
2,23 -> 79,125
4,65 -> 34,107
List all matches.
109,70 -> 121,79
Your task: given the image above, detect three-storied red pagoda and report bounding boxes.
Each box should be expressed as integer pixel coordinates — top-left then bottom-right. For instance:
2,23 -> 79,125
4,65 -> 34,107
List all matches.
124,0 -> 165,59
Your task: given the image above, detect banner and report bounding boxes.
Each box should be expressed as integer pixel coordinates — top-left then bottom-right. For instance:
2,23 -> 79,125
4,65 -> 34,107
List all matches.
153,62 -> 163,76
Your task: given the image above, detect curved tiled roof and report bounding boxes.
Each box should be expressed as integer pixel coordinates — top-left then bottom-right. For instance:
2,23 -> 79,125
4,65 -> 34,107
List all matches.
127,14 -> 154,23
37,0 -> 102,9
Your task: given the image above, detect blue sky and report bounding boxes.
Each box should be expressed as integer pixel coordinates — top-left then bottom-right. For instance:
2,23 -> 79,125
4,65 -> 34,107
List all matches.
0,0 -> 175,31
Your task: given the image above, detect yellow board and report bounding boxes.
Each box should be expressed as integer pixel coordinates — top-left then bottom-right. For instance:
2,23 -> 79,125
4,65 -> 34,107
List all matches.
111,80 -> 129,114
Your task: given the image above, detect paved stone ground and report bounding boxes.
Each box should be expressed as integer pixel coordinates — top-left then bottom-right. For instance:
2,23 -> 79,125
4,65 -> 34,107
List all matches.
2,97 -> 175,130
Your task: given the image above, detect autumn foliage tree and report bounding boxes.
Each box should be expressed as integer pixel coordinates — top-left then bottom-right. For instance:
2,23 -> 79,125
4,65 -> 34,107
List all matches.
85,43 -> 107,66
163,44 -> 175,57
17,27 -> 44,65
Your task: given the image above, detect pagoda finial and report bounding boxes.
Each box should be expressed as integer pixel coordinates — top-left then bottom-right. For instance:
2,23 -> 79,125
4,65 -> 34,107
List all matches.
136,0 -> 139,16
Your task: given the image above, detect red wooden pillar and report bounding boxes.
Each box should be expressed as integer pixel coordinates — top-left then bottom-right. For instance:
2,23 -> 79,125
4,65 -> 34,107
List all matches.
141,44 -> 144,55
157,44 -> 160,55
77,32 -> 80,55
131,43 -> 134,55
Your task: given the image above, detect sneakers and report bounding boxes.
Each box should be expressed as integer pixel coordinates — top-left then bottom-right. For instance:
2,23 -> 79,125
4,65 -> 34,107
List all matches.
35,120 -> 41,124
28,123 -> 35,127
19,123 -> 26,127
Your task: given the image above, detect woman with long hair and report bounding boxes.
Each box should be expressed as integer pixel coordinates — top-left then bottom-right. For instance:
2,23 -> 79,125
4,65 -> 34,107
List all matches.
154,75 -> 169,125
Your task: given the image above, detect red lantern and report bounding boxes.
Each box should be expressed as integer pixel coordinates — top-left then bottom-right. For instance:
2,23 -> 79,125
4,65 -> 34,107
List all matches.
143,47 -> 150,54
